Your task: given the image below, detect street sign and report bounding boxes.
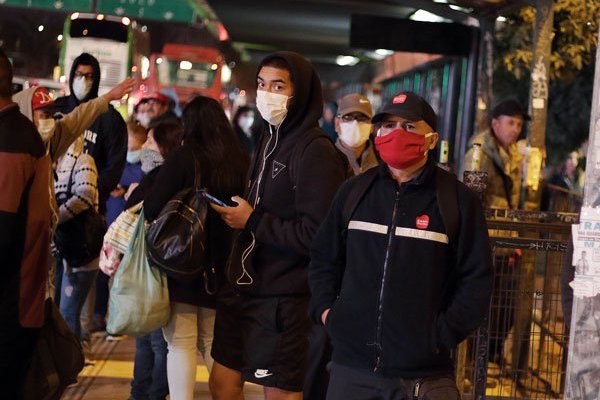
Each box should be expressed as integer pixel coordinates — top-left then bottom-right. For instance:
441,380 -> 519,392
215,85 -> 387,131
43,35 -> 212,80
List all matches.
97,0 -> 196,23
0,0 -> 92,11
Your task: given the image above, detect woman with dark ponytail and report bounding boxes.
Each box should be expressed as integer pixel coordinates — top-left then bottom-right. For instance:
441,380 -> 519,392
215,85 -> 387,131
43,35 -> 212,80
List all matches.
143,96 -> 249,400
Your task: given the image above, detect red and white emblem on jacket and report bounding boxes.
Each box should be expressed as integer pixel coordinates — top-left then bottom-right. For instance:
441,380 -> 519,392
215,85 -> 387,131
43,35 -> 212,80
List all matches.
416,215 -> 429,230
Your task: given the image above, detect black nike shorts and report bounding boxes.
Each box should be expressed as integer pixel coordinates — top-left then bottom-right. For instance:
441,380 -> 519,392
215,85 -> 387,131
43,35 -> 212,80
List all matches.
211,286 -> 311,392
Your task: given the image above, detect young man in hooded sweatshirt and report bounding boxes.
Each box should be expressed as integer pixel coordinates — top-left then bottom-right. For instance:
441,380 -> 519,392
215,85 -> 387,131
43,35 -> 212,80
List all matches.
54,52 -> 128,213
308,92 -> 493,399
210,52 -> 349,400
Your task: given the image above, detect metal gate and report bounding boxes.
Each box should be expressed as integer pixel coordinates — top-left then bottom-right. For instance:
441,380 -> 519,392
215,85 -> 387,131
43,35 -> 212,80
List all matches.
458,210 -> 577,399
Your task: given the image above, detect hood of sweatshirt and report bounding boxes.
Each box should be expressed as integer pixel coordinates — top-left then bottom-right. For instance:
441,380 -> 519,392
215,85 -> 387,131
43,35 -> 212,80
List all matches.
68,52 -> 101,104
12,87 -> 36,122
257,51 -> 324,141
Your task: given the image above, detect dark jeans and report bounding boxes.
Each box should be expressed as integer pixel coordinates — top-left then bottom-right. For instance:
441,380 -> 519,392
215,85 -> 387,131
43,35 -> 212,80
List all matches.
326,363 -> 460,400
55,261 -> 99,341
0,324 -> 40,399
94,270 -> 110,325
304,323 -> 332,400
131,329 -> 169,400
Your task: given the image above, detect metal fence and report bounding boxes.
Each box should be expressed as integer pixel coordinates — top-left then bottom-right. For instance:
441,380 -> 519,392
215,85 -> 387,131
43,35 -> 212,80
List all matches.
457,210 -> 577,399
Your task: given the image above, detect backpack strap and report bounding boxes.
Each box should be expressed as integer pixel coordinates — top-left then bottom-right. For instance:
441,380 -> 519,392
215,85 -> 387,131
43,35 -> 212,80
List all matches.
288,128 -> 353,188
288,129 -> 320,186
341,168 -> 379,230
434,167 -> 460,247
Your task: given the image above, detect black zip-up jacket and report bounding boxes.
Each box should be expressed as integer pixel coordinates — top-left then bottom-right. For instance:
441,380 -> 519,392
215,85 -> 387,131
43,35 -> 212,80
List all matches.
54,53 -> 126,212
226,52 -> 348,296
308,160 -> 493,378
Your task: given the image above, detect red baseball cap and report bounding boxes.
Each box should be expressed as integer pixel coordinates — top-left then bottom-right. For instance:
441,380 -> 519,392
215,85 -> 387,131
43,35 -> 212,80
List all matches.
32,87 -> 55,111
141,92 -> 169,105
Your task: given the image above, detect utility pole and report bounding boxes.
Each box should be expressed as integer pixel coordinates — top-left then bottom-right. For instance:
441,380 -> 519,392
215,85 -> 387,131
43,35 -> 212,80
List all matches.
564,25 -> 600,400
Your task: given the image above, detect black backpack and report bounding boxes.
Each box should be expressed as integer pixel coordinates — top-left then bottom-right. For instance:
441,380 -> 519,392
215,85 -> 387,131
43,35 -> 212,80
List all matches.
23,299 -> 85,400
145,159 -> 210,282
340,166 -> 460,246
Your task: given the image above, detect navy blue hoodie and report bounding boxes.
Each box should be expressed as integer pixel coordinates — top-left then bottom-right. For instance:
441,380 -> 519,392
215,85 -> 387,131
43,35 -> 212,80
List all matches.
54,53 -> 127,213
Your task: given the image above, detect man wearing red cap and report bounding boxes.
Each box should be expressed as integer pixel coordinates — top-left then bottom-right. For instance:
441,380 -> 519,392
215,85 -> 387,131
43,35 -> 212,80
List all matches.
309,92 -> 492,399
136,92 -> 177,128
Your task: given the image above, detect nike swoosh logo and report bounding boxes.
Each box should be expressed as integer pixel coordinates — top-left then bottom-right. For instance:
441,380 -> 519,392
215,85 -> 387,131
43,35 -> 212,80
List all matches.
254,372 -> 274,378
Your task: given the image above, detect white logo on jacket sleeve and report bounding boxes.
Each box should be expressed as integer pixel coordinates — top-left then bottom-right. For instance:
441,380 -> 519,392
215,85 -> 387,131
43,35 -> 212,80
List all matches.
272,160 -> 286,179
254,369 -> 274,378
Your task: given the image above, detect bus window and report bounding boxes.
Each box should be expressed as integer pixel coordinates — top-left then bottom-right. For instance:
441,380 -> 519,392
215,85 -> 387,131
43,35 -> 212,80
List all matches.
70,18 -> 128,43
157,58 -> 218,90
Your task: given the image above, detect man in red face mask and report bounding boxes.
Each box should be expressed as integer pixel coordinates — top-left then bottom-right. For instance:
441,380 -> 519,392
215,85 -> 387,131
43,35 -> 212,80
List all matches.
308,92 -> 493,399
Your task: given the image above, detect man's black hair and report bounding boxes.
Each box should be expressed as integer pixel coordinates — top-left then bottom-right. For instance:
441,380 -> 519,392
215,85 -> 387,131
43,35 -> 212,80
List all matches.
258,56 -> 295,86
0,48 -> 13,99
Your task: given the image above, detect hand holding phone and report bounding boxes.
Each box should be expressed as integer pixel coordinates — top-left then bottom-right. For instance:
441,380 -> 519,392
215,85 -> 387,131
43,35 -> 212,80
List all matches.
203,192 -> 230,207
210,195 -> 253,229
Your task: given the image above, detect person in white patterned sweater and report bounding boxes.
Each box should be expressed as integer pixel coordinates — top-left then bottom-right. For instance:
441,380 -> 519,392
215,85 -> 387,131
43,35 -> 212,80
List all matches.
53,135 -> 100,342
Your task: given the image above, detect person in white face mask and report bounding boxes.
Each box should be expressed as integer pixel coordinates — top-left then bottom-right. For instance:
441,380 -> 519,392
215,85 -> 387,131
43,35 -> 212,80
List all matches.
334,93 -> 378,175
210,52 -> 350,400
54,53 -> 129,216
232,105 -> 258,155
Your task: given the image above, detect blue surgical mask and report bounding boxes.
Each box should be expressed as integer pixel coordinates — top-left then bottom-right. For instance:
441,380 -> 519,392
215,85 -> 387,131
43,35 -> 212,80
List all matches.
127,149 -> 141,164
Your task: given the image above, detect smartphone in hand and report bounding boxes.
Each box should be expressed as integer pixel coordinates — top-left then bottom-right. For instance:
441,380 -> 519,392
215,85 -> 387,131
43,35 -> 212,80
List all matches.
203,192 -> 230,207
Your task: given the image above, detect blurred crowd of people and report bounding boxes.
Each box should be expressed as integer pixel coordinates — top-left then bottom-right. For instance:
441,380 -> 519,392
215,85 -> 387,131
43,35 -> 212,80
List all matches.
0,42 -> 586,400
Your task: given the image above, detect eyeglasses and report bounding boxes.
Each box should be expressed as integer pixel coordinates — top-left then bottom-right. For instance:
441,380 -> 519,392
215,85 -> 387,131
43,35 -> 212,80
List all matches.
74,71 -> 94,80
146,99 -> 164,107
338,114 -> 371,123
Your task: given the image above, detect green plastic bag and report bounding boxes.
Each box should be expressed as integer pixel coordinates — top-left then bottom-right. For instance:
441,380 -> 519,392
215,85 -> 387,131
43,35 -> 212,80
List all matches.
107,209 -> 170,336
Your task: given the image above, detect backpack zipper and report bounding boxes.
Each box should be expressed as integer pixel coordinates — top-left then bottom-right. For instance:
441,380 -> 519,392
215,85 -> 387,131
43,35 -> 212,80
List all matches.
413,380 -> 422,399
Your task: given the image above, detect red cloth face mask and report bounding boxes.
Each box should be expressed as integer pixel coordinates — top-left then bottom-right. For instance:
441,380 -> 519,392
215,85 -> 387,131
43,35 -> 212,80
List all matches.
374,128 -> 428,169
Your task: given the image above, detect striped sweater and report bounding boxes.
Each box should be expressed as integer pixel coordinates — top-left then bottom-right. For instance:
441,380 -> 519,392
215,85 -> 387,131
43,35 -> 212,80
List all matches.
54,136 -> 99,224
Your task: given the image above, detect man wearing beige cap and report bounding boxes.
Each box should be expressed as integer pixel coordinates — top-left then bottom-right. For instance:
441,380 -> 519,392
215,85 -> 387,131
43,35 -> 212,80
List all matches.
334,93 -> 379,174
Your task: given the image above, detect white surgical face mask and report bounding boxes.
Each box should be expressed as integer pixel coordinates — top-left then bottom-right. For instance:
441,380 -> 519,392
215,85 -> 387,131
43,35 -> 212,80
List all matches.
73,76 -> 93,101
239,115 -> 254,132
339,120 -> 372,148
137,112 -> 151,128
37,118 -> 56,143
256,90 -> 289,126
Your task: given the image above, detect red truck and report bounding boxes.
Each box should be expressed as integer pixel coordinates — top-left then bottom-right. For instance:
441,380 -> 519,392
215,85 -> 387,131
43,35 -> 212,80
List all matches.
144,43 -> 223,104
